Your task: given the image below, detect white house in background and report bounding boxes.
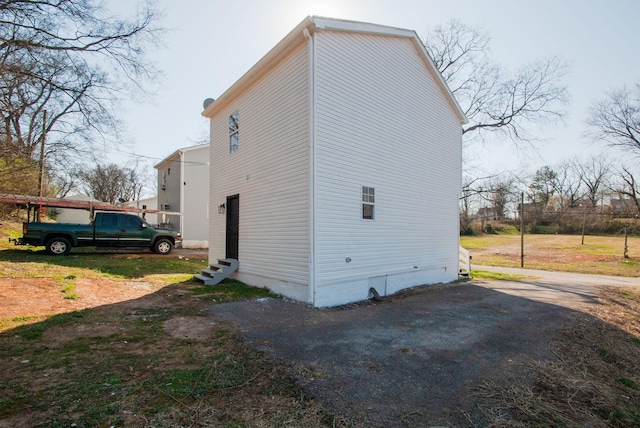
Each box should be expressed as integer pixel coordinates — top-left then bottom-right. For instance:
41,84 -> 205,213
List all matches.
54,194 -> 99,224
202,16 -> 467,307
124,196 -> 158,225
155,144 -> 210,248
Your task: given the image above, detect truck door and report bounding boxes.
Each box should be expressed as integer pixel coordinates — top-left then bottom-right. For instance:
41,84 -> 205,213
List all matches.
118,214 -> 152,247
95,213 -> 120,247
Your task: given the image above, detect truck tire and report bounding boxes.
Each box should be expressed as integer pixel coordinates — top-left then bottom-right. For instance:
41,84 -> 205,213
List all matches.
46,237 -> 72,256
153,238 -> 173,255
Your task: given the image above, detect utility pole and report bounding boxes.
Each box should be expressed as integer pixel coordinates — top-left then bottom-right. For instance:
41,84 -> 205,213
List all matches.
624,225 -> 629,259
520,192 -> 524,268
37,110 -> 47,220
581,205 -> 587,245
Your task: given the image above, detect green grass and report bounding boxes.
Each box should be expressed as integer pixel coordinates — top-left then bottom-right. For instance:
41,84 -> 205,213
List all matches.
470,270 -> 537,281
59,274 -> 78,299
0,299 -> 327,427
0,221 -> 332,427
0,250 -> 209,280
13,310 -> 89,340
460,234 -> 518,249
192,279 -> 275,302
461,233 -> 640,277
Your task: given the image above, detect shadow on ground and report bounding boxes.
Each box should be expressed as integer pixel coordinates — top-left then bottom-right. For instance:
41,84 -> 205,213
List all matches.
210,281 -> 595,427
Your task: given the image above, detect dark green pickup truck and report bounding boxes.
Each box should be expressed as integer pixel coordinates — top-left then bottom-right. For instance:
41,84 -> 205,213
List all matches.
13,212 -> 181,255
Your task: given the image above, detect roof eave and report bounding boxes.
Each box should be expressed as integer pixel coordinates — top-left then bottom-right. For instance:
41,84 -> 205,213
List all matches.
201,16 -> 314,118
201,16 -> 468,125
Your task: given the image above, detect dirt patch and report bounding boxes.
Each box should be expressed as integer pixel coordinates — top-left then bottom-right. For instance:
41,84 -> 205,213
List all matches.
473,243 -> 612,263
0,247 -> 207,320
43,322 -> 124,347
0,277 -> 165,319
163,316 -> 218,341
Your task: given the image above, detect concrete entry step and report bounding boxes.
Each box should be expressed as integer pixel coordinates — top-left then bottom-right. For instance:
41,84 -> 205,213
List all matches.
193,258 -> 239,286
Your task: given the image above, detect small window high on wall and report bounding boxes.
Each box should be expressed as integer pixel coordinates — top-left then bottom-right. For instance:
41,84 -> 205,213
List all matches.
362,186 -> 375,220
229,111 -> 239,153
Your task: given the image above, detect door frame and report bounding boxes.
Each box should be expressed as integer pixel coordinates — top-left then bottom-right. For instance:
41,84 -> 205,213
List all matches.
225,194 -> 239,259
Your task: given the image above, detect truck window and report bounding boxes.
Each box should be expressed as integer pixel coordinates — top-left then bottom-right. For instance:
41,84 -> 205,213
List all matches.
98,214 -> 118,228
122,215 -> 142,229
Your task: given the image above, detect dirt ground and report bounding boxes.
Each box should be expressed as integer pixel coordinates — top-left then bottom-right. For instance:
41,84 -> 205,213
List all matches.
472,242 -> 610,264
0,248 -> 209,320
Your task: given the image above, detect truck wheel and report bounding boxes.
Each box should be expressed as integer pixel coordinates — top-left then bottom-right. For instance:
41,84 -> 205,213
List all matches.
153,238 -> 173,255
46,237 -> 72,256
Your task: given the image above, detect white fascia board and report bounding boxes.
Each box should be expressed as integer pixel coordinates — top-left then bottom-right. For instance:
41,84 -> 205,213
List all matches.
178,143 -> 209,155
412,35 -> 468,125
154,144 -> 209,169
311,16 -> 415,39
154,149 -> 182,169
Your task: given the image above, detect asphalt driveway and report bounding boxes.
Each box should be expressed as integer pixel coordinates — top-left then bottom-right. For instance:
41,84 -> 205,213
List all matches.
209,268 -> 640,427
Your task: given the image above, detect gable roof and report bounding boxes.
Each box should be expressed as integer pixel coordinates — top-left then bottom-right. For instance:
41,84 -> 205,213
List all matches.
154,143 -> 210,169
202,16 -> 467,125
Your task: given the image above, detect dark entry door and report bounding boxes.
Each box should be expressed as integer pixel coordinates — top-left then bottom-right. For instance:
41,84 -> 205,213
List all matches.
226,195 -> 239,259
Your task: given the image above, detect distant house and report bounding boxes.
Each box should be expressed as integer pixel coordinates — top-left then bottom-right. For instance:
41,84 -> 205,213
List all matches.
608,196 -> 638,217
517,201 -> 544,218
202,17 -> 466,307
54,194 -> 99,224
476,207 -> 499,221
155,144 -> 210,248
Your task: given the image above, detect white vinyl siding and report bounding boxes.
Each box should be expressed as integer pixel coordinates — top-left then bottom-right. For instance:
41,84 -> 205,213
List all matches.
209,43 -> 310,287
312,31 -> 462,290
157,155 -> 182,230
181,146 -> 210,247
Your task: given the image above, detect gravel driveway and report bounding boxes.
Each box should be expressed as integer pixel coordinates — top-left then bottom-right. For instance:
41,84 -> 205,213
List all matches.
209,268 -> 640,427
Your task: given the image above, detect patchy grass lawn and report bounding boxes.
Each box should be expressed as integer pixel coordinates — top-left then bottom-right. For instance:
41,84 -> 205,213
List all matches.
461,233 -> 640,277
0,221 -> 342,427
2,220 -> 640,426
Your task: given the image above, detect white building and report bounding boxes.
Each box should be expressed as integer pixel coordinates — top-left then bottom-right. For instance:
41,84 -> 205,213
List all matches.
155,144 -> 210,248
124,196 -> 158,226
54,194 -> 98,224
202,17 -> 466,307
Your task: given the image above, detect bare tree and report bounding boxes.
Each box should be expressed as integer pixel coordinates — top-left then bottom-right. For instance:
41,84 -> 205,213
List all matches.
555,159 -> 584,210
610,166 -> 640,216
574,155 -> 611,207
423,19 -> 570,147
0,0 -> 162,177
79,163 -> 145,205
587,84 -> 640,154
460,176 -> 482,233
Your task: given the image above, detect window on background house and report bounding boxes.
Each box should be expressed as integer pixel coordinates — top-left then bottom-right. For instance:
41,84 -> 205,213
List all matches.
362,186 -> 375,220
229,111 -> 239,153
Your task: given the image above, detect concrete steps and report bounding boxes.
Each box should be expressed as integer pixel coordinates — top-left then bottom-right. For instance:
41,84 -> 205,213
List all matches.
194,258 -> 239,286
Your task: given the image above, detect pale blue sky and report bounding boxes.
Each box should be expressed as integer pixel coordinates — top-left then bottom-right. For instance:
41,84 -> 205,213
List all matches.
112,0 -> 639,190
